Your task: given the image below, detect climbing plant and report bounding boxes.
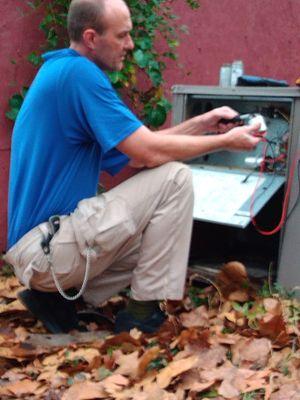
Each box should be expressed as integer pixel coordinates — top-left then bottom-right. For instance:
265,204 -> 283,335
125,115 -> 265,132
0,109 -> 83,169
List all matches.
7,0 -> 200,127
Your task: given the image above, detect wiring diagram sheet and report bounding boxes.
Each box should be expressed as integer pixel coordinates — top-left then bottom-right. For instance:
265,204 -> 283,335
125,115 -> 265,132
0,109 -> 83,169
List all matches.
191,167 -> 265,224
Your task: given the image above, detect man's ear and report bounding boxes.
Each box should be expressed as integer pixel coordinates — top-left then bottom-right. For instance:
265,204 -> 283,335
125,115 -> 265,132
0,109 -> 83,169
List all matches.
82,29 -> 98,50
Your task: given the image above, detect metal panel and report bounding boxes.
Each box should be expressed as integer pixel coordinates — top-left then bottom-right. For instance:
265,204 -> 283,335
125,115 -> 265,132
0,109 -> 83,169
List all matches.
278,97 -> 300,290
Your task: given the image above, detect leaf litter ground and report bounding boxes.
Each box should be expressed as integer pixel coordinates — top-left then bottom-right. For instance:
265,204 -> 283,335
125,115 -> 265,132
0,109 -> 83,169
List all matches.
0,261 -> 299,400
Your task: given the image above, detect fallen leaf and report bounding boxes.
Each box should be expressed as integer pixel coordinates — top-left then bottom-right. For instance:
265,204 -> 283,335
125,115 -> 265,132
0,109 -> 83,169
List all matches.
114,350 -> 140,378
258,312 -> 290,346
270,383 -> 300,400
101,374 -> 130,395
216,261 -> 250,300
3,379 -> 41,397
177,328 -> 210,349
180,305 -> 209,328
180,369 -> 215,392
218,378 -> 240,398
137,346 -> 161,377
0,299 -> 26,315
156,355 -> 199,389
231,337 -> 271,367
62,381 -> 106,400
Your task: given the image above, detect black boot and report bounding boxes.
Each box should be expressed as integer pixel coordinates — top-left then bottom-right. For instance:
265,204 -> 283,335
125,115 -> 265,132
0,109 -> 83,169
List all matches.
18,289 -> 85,333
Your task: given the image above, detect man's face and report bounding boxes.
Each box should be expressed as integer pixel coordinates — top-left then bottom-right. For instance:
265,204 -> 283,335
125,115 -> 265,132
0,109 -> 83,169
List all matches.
92,4 -> 134,71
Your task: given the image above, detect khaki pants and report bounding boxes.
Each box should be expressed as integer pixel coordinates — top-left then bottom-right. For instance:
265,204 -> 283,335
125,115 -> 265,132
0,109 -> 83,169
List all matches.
4,162 -> 194,306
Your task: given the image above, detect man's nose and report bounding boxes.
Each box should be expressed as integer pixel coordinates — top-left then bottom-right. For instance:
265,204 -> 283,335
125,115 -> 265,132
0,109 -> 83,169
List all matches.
126,34 -> 134,50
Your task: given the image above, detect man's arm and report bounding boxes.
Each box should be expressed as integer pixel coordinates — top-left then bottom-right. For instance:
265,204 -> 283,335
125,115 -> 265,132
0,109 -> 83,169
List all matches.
117,120 -> 261,169
157,106 -> 240,136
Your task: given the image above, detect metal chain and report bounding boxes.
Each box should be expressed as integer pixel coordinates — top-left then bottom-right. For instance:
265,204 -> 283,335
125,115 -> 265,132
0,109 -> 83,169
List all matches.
47,246 -> 91,301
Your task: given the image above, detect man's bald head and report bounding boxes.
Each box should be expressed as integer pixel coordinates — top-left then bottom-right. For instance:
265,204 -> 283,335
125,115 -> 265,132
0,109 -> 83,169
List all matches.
68,0 -> 133,71
68,0 -> 128,43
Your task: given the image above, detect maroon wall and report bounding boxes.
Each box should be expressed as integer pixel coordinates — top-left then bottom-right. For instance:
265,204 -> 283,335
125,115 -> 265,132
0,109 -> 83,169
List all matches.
0,1 -> 46,252
1,0 -> 300,251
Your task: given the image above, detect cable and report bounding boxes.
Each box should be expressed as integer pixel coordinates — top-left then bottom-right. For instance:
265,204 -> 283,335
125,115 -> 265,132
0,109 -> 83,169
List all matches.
250,141 -> 299,236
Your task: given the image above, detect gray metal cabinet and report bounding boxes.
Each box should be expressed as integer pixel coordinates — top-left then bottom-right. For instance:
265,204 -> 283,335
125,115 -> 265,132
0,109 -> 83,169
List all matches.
172,86 -> 300,289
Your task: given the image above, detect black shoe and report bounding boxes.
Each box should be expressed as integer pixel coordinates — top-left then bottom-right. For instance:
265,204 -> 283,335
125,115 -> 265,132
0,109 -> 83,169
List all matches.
77,309 -> 115,330
18,289 -> 85,333
114,308 -> 166,334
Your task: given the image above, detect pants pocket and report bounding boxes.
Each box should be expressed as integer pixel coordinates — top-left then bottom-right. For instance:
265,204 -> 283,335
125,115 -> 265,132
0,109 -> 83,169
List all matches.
71,194 -> 136,257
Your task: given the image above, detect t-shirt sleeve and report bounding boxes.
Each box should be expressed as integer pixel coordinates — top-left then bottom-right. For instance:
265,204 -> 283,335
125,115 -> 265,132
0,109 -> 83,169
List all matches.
101,148 -> 130,176
67,59 -> 143,153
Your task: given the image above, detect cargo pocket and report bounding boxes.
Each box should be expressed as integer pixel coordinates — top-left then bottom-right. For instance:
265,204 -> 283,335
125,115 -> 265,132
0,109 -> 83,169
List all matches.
4,223 -> 49,288
71,194 -> 136,258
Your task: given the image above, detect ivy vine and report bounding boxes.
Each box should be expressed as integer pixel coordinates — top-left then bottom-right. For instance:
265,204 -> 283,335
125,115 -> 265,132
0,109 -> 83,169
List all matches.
7,0 -> 200,127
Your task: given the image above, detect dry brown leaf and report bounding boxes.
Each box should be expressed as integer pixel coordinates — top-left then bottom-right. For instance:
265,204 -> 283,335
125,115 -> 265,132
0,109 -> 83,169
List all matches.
14,326 -> 30,342
0,276 -> 21,290
0,287 -> 21,300
216,261 -> 250,300
137,346 -> 161,378
0,299 -> 26,315
258,312 -> 290,346
231,337 -> 271,368
38,368 -> 68,387
180,305 -> 209,328
62,381 -> 106,400
156,355 -> 199,389
263,298 -> 281,314
197,345 -> 228,370
210,332 -> 242,346
228,290 -> 250,302
114,350 -> 140,378
101,332 -> 141,353
3,379 -> 41,397
64,348 -> 100,365
180,369 -> 215,392
218,378 -> 240,399
42,349 -> 67,366
177,328 -> 210,349
270,383 -> 300,400
1,369 -> 27,382
101,373 -> 130,395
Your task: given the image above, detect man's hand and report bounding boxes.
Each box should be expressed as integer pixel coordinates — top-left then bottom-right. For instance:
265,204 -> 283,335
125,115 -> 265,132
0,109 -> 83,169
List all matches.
199,106 -> 241,133
222,121 -> 262,151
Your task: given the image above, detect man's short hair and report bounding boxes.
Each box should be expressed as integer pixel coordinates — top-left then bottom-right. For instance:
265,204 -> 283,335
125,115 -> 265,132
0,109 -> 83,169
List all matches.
67,0 -> 106,42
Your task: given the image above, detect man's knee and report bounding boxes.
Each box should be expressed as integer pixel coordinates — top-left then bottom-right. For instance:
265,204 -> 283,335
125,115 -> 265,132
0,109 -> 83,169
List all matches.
166,161 -> 193,191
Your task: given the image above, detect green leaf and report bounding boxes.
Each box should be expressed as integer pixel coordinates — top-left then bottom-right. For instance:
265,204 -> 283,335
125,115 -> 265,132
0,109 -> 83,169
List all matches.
135,37 -> 152,50
108,71 -> 123,84
163,51 -> 178,60
148,69 -> 162,86
157,97 -> 172,112
145,105 -> 167,127
167,39 -> 179,48
147,357 -> 168,371
27,52 -> 42,67
6,108 -> 20,121
21,87 -> 29,98
199,389 -> 219,398
9,94 -> 23,109
97,367 -> 112,381
133,49 -> 150,68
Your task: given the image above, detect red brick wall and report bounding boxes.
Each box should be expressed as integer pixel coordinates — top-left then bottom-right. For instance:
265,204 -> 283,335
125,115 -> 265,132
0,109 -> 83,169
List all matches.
1,0 -> 300,251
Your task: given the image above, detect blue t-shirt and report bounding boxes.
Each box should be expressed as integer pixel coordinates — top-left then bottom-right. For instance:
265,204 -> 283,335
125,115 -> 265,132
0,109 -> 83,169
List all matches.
8,48 -> 143,248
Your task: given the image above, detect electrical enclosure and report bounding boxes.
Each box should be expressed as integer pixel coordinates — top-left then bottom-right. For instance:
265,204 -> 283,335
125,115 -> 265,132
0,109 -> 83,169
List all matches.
172,86 -> 300,288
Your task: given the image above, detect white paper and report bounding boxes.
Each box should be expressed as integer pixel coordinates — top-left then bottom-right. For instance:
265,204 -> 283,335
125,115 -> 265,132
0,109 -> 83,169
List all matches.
191,167 -> 265,224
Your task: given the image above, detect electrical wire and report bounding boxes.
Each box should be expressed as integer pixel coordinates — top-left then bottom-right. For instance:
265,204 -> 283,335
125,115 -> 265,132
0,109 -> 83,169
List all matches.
250,138 -> 299,236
